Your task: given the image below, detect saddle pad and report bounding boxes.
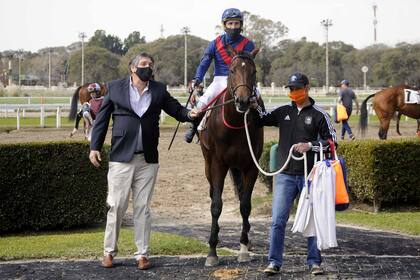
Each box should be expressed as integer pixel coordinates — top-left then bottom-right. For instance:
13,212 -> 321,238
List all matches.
404,89 -> 420,104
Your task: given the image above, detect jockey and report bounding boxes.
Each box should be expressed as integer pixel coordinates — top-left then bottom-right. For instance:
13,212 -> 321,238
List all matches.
86,82 -> 104,120
77,83 -> 104,141
184,8 -> 256,143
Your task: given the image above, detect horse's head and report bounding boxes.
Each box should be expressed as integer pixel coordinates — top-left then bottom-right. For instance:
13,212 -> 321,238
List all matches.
227,46 -> 260,113
99,83 -> 108,97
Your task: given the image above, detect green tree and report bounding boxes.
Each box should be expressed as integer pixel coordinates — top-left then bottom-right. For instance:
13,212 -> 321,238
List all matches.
242,11 -> 288,48
120,35 -> 209,86
68,46 -> 121,85
123,31 -> 146,54
88,30 -> 124,55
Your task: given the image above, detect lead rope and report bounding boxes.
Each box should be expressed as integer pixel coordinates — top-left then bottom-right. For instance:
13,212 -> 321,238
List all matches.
244,109 -> 308,188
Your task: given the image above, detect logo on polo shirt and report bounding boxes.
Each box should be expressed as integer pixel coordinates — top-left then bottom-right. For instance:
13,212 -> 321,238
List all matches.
305,116 -> 312,125
284,115 -> 290,121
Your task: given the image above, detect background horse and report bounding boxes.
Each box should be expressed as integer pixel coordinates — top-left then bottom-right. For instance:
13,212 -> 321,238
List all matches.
68,83 -> 107,137
359,85 -> 420,139
395,111 -> 420,136
199,48 -> 263,266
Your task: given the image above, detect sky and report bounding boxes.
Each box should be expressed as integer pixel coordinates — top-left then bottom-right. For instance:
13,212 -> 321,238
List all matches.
1,0 -> 420,52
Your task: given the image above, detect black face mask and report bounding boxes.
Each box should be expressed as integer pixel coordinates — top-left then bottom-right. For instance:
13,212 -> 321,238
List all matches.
225,28 -> 242,40
135,67 -> 153,82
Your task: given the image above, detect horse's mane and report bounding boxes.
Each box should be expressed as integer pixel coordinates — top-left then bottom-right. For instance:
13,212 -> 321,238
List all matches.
235,51 -> 254,61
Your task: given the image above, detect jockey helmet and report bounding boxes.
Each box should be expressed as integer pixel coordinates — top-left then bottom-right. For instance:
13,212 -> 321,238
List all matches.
221,8 -> 243,24
87,83 -> 101,93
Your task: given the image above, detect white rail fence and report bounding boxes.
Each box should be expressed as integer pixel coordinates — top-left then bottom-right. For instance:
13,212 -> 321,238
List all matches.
0,100 -> 377,130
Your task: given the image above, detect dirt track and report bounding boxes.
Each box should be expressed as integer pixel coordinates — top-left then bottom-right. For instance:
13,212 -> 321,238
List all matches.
0,120 -> 418,225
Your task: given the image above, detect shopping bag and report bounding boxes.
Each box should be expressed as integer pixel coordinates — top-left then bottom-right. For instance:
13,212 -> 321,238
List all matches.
332,106 -> 339,123
328,139 -> 350,211
336,104 -> 348,121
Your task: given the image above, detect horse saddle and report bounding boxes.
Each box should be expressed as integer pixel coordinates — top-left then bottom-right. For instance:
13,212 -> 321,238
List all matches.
404,89 -> 420,104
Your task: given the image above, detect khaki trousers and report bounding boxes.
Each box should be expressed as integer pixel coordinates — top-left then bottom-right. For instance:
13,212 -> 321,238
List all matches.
103,154 -> 159,260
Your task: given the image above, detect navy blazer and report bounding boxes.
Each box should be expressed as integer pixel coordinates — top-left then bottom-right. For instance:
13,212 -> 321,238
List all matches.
90,77 -> 191,163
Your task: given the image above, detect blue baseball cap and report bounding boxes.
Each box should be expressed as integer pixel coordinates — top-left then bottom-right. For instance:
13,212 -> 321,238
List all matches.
286,72 -> 309,88
341,80 -> 350,86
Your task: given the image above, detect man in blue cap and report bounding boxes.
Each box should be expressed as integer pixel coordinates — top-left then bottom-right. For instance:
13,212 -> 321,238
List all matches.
184,8 -> 256,143
252,72 -> 337,276
339,80 -> 359,140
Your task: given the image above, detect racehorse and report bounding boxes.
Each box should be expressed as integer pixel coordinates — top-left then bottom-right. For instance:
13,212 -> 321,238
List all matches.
199,47 -> 263,266
359,85 -> 420,139
68,83 -> 107,138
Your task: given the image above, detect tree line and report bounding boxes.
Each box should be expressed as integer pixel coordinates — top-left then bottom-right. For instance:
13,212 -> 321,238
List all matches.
1,12 -> 420,88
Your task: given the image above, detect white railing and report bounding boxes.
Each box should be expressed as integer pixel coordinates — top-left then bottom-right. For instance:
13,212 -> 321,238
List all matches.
0,104 -> 70,129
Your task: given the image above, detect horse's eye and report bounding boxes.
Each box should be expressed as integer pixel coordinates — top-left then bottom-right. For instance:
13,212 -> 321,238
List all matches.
230,69 -> 235,74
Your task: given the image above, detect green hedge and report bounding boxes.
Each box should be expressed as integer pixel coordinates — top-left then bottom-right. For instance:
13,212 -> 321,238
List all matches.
0,142 -> 109,234
258,140 -> 277,192
259,138 -> 420,211
338,139 -> 420,211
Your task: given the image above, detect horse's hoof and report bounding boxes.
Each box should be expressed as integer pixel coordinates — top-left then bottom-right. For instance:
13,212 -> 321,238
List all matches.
205,256 -> 219,267
237,252 -> 251,263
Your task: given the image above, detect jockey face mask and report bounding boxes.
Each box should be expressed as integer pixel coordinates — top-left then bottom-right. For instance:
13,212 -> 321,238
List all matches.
225,28 -> 242,40
288,88 -> 308,105
136,66 -> 153,82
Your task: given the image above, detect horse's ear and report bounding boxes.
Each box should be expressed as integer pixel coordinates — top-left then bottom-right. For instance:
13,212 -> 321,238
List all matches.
251,48 -> 260,58
226,44 -> 237,57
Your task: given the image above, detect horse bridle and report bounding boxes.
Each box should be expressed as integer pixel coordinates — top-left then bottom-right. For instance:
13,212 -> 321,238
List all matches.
228,55 -> 257,104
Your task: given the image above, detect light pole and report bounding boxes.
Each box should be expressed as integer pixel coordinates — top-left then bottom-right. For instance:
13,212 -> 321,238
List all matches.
362,66 -> 369,90
16,51 -> 24,89
48,48 -> 52,89
181,26 -> 190,89
8,59 -> 12,86
321,19 -> 333,93
79,32 -> 87,85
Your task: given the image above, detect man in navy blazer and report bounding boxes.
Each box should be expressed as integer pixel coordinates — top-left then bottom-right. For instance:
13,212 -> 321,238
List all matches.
89,52 -> 198,269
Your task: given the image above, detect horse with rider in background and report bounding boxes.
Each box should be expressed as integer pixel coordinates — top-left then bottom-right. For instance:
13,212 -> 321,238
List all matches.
69,82 -> 107,140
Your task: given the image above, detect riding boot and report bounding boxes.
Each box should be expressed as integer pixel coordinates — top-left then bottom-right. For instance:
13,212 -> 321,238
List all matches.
184,115 -> 203,143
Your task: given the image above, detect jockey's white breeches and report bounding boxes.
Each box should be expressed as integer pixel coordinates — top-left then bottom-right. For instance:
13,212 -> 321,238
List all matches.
196,76 -> 228,110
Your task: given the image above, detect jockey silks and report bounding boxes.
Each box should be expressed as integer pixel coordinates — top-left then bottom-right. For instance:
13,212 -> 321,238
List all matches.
193,34 -> 255,83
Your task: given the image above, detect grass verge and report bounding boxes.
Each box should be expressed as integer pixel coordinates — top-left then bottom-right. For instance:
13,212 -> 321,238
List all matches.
0,227 -> 231,261
251,194 -> 420,236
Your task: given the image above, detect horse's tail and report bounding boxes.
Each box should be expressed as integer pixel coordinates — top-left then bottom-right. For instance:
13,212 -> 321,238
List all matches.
69,86 -> 82,120
359,93 -> 375,137
229,168 -> 243,200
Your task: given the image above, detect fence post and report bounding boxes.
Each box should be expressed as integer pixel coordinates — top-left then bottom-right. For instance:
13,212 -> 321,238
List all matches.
56,106 -> 61,128
40,106 -> 45,128
16,107 -> 20,130
160,111 -> 166,123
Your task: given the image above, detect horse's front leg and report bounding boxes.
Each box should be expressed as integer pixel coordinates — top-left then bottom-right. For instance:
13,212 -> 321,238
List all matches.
238,167 -> 258,263
206,162 -> 228,267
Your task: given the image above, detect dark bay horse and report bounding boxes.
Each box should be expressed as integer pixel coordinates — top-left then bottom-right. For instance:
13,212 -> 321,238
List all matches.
359,85 -> 420,139
68,83 -> 107,137
199,48 -> 263,266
